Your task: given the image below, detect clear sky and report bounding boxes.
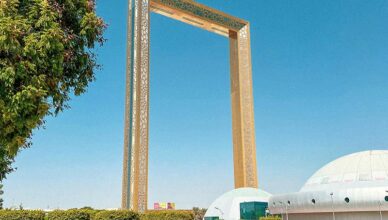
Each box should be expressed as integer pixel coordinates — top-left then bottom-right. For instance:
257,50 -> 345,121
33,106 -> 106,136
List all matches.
4,0 -> 388,210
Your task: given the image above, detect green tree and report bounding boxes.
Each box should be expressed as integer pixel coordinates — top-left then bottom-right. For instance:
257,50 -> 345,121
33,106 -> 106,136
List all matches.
0,184 -> 3,209
0,0 -> 105,180
193,207 -> 206,220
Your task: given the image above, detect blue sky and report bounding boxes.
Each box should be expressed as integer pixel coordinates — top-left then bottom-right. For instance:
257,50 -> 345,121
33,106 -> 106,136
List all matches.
4,0 -> 388,210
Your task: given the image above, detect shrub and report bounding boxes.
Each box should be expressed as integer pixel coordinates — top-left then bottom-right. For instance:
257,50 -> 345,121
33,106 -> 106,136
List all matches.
93,210 -> 139,220
78,208 -> 101,219
0,210 -> 45,220
192,207 -> 206,220
141,210 -> 194,220
48,210 -> 91,220
259,217 -> 282,220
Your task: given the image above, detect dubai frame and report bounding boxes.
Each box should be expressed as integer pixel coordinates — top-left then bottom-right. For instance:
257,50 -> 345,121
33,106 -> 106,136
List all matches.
122,0 -> 258,211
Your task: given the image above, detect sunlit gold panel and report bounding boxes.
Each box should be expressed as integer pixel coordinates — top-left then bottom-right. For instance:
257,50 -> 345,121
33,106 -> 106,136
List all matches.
150,0 -> 248,37
122,0 -> 150,212
229,25 -> 258,188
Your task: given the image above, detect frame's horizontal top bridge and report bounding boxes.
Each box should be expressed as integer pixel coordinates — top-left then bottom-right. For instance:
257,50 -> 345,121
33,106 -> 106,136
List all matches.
150,0 -> 248,37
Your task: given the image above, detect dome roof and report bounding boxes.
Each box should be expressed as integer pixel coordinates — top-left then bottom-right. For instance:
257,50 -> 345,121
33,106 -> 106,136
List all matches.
270,150 -> 388,214
301,150 -> 388,192
205,188 -> 271,220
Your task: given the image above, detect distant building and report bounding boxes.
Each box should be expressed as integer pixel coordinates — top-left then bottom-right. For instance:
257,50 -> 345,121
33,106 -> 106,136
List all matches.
153,202 -> 175,210
270,150 -> 388,220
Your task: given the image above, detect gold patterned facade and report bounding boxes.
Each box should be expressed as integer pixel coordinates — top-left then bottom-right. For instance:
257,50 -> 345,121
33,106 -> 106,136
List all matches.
122,0 -> 258,212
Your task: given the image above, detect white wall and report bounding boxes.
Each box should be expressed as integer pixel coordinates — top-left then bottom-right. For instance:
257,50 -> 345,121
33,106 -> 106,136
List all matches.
284,211 -> 388,220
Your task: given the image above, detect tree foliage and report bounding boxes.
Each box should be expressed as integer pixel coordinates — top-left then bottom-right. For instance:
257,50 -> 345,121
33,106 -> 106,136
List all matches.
0,184 -> 3,209
0,0 -> 105,180
141,210 -> 194,220
192,207 -> 206,220
0,210 -> 45,220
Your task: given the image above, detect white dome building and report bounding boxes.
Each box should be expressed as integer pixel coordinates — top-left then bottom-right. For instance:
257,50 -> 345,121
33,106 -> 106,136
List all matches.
269,150 -> 388,220
204,188 -> 271,220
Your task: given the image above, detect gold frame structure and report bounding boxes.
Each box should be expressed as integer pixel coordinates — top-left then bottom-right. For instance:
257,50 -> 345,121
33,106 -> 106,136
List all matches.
122,0 -> 258,212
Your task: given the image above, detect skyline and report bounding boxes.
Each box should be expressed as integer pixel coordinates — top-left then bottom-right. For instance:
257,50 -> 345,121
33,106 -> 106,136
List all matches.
4,0 -> 388,210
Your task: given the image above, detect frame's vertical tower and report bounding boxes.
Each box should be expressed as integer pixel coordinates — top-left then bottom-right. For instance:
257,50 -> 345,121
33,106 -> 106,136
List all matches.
122,0 -> 150,212
122,0 -> 258,212
229,25 -> 258,188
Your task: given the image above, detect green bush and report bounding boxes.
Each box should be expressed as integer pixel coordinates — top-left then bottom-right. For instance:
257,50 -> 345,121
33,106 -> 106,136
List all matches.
0,210 -> 45,220
0,209 -> 194,220
141,210 -> 194,220
78,209 -> 101,219
48,210 -> 91,220
259,217 -> 281,220
94,210 -> 139,220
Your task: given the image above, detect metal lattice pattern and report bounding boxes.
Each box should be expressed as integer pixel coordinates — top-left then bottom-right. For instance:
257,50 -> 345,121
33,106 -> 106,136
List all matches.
152,0 -> 246,30
122,0 -> 150,212
137,0 -> 150,212
238,25 -> 258,187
